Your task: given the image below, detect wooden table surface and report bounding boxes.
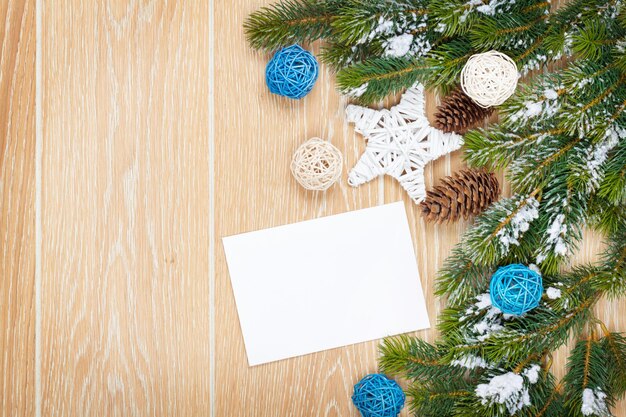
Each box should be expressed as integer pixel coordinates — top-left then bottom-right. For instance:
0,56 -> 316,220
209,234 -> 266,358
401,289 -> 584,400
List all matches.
0,1 -> 624,416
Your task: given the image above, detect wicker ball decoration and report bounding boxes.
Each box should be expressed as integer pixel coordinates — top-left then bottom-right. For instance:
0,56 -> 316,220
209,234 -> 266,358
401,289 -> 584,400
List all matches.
352,374 -> 405,417
490,264 -> 543,315
460,50 -> 519,108
266,45 -> 319,99
291,138 -> 343,191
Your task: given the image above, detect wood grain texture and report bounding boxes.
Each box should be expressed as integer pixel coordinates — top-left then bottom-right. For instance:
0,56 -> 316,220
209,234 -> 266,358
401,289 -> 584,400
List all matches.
41,2 -> 210,416
215,3 -> 383,413
215,1 -> 625,416
0,1 -> 36,416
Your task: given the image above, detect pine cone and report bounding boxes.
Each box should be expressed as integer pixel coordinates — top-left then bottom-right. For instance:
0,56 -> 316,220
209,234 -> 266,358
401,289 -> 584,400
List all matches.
434,88 -> 495,134
420,169 -> 500,223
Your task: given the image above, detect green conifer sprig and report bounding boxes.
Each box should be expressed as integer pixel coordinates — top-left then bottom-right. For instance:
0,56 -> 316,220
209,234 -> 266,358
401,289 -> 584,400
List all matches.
598,140 -> 626,205
469,11 -> 548,51
459,367 -> 559,416
461,194 -> 541,267
418,38 -> 473,94
335,57 -> 427,103
244,0 -> 343,50
562,335 -> 617,416
592,220 -> 626,296
379,335 -> 465,380
382,214 -> 626,415
435,246 -> 490,306
508,136 -> 581,194
320,0 -> 433,69
602,331 -> 626,396
532,177 -> 587,273
245,0 -> 559,103
406,378 -> 474,416
331,0 -> 430,45
588,195 -> 626,235
453,299 -> 595,364
427,0 -> 480,37
320,42 -> 379,70
464,126 -> 563,170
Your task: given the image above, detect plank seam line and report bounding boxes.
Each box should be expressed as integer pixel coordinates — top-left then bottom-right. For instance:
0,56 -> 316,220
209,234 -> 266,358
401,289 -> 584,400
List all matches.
208,0 -> 216,415
35,0 -> 42,415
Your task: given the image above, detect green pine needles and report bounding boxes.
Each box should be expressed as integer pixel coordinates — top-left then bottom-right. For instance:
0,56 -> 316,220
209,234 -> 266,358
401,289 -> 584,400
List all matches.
246,0 -> 437,102
245,0 -> 560,102
246,0 -> 626,415
378,0 -> 626,415
381,237 -> 626,416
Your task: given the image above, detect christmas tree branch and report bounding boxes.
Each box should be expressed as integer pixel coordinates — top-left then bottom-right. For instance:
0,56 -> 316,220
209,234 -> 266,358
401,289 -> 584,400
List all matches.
244,0 -> 343,50
379,335 -> 464,380
336,57 -> 429,103
465,127 -> 568,171
436,246 -> 489,306
462,192 -> 541,266
535,382 -> 563,417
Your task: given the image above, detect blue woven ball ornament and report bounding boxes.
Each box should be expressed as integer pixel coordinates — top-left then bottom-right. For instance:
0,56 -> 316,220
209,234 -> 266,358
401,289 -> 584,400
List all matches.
490,264 -> 543,315
352,374 -> 405,417
266,45 -> 319,99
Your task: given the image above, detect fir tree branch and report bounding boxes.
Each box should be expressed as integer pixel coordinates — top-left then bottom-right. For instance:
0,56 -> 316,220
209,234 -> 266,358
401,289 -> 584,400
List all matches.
244,0 -> 343,50
534,382 -> 563,417
582,336 -> 594,389
509,136 -> 582,194
563,334 -> 617,416
448,294 -> 598,365
542,267 -> 598,318
331,0 -> 428,45
591,219 -> 626,296
513,353 -> 542,373
598,141 -> 626,205
580,76 -> 625,114
534,177 -> 587,273
464,125 -> 567,171
471,13 -> 547,47
436,246 -> 489,306
407,378 -> 474,416
599,328 -> 626,397
379,335 -> 464,381
461,192 -> 542,266
513,36 -> 544,62
428,390 -> 470,400
488,190 -> 541,239
336,57 -> 428,103
573,18 -> 618,60
523,1 -> 550,13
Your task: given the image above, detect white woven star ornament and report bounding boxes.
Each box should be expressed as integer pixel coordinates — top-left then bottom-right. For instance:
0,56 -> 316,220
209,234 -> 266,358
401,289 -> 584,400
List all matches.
346,83 -> 464,204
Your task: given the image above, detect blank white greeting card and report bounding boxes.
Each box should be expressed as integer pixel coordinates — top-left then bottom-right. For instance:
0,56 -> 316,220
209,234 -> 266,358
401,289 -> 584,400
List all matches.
222,201 -> 430,366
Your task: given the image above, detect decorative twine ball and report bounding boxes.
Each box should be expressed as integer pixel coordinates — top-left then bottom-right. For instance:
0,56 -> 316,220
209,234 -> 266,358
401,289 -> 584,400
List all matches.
460,50 -> 519,108
490,264 -> 543,316
266,45 -> 319,99
291,138 -> 343,191
352,374 -> 405,417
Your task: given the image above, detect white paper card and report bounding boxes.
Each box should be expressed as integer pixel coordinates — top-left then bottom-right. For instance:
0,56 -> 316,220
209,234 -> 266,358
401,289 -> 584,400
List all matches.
222,201 -> 430,366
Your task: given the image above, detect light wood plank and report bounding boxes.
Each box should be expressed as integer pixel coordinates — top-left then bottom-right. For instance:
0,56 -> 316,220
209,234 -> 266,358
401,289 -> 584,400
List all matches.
41,2 -> 210,415
0,1 -> 36,416
215,1 -> 383,414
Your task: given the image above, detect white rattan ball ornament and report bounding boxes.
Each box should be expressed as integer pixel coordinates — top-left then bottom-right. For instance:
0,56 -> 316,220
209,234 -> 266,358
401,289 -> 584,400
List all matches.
291,138 -> 343,191
461,50 -> 519,108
